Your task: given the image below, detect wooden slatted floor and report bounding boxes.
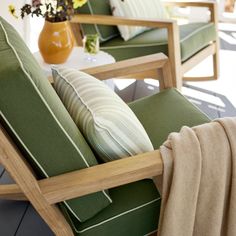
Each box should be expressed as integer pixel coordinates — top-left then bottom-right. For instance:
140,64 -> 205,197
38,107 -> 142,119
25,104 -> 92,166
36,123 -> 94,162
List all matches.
1,24 -> 236,235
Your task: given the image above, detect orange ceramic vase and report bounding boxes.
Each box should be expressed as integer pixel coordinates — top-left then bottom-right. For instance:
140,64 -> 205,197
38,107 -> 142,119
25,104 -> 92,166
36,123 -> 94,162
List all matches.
38,20 -> 74,64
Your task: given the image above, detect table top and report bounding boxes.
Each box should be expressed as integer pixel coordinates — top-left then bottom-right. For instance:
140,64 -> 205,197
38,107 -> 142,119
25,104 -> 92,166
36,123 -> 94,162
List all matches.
34,47 -> 115,77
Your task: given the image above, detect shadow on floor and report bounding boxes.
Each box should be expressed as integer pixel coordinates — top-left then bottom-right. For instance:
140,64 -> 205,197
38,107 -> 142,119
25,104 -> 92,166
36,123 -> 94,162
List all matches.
219,29 -> 236,51
115,80 -> 236,119
184,83 -> 236,119
115,80 -> 159,103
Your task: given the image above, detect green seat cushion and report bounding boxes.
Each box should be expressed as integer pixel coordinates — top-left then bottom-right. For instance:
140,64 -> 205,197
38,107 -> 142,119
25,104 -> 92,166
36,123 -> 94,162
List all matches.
62,180 -> 161,236
78,0 -> 119,42
61,88 -> 209,236
129,88 -> 210,149
0,16 -> 112,222
101,22 -> 216,62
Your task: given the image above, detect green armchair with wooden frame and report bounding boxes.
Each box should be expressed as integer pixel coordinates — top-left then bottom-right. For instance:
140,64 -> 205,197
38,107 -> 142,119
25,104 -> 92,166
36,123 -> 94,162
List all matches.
70,0 -> 219,89
0,16 -> 210,236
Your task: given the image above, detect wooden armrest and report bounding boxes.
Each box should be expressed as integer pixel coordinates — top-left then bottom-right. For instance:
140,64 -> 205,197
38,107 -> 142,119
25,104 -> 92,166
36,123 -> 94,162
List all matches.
0,124 -> 162,203
0,148 -> 162,204
163,1 -> 216,8
82,53 -> 173,88
0,124 -> 163,204
49,53 -> 173,88
40,150 -> 162,204
163,1 -> 218,22
71,14 -> 176,29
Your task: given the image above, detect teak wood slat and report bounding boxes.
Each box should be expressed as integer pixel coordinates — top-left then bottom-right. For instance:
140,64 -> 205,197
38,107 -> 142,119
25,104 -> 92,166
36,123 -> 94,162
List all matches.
82,53 -> 173,88
166,22 -> 182,89
165,1 -> 219,82
182,43 -> 216,74
0,131 -> 163,204
211,1 -> 220,79
49,53 -> 173,89
82,53 -> 168,79
71,14 -> 176,28
0,183 -> 25,201
41,150 -> 162,204
163,1 -> 217,9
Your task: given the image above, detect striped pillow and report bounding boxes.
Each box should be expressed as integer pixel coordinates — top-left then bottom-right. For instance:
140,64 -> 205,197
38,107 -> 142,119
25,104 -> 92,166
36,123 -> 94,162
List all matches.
52,68 -> 154,162
110,0 -> 168,41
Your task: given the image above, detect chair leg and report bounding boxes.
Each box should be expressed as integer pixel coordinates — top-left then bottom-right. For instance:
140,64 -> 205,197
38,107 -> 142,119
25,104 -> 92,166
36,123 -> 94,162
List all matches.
70,22 -> 83,46
170,56 -> 182,90
213,38 -> 220,80
212,1 -> 220,80
181,42 -> 219,82
0,126 -> 74,236
167,22 -> 182,90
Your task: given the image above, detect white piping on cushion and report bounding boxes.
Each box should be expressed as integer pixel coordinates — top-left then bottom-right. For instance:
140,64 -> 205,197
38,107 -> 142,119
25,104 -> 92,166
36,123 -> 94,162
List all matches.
0,20 -> 112,222
0,112 -> 83,222
180,22 -> 214,43
0,111 -> 49,178
101,23 -> 214,50
144,230 -> 158,236
75,197 -> 161,233
101,42 -> 167,50
1,111 -> 112,223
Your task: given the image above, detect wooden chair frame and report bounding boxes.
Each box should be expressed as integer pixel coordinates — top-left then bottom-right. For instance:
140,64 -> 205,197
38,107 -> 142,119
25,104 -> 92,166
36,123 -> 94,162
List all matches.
0,53 -> 172,236
70,1 -> 220,90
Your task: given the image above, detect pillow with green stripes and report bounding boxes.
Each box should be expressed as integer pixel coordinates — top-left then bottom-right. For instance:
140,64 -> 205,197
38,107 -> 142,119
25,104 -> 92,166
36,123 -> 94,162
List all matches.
52,67 -> 154,162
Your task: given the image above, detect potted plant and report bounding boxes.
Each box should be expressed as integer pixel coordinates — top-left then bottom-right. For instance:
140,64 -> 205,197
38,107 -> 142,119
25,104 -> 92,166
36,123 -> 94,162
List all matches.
9,0 -> 87,64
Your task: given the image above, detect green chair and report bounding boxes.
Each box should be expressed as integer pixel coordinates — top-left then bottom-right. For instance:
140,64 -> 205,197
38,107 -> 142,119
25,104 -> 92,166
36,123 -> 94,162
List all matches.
0,16 -> 210,236
71,0 -> 219,89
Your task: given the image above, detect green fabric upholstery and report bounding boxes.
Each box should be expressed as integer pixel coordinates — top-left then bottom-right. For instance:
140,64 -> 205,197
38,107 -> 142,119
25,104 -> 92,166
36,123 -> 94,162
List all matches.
62,180 -> 161,236
61,89 -> 209,236
129,88 -> 210,149
101,22 -> 216,62
0,16 -> 112,222
0,15 -> 212,236
78,0 -> 119,42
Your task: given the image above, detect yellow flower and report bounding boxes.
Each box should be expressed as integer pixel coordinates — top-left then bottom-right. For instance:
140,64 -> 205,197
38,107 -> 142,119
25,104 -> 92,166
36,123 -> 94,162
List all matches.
57,6 -> 63,12
73,0 -> 87,9
8,4 -> 18,18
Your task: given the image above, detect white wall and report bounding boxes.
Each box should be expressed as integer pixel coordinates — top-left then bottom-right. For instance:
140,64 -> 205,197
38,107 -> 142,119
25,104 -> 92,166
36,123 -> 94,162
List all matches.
0,0 -> 45,52
29,17 -> 44,52
0,0 -> 29,39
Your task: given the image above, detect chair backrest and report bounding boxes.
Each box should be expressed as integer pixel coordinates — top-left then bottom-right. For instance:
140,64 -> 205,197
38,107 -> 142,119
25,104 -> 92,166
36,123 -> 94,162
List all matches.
0,16 -> 111,223
78,0 -> 120,42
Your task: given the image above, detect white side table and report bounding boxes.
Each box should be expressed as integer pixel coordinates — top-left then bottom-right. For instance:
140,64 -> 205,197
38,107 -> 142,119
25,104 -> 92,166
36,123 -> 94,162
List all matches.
34,47 -> 115,88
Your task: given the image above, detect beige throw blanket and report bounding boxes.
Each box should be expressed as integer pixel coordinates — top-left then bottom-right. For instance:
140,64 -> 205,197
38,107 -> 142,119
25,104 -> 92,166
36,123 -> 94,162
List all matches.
157,117 -> 236,236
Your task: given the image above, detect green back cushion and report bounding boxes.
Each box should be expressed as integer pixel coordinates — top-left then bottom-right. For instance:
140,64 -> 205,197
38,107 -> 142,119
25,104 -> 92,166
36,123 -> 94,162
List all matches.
0,16 -> 111,222
78,0 -> 119,42
129,89 -> 210,149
